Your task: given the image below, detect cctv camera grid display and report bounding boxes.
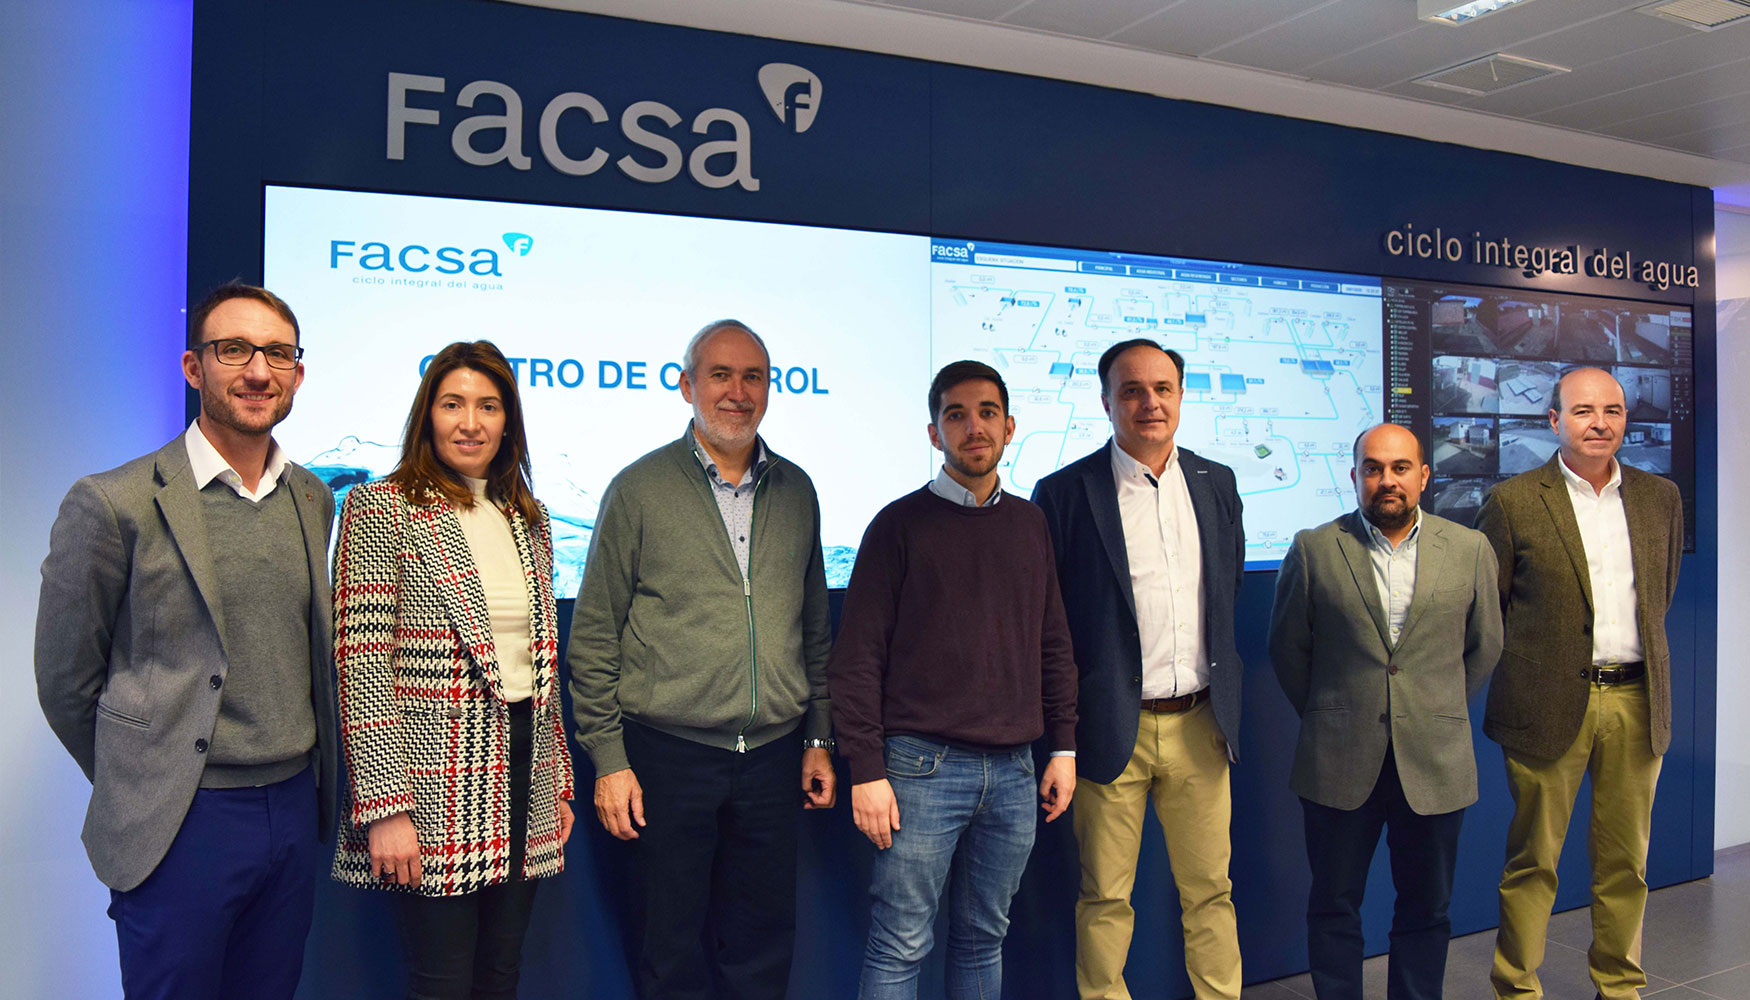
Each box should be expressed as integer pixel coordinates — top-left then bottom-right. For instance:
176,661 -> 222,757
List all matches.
1382,279 -> 1694,547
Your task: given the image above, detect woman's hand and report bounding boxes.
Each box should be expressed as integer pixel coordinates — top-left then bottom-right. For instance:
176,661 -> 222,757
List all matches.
557,798 -> 575,847
368,811 -> 422,886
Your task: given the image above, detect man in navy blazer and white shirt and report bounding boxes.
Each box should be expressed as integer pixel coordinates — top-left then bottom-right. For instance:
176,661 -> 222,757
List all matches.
1033,338 -> 1245,1000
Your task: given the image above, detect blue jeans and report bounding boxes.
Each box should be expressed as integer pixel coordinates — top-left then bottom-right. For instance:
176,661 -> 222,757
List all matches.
859,735 -> 1038,1000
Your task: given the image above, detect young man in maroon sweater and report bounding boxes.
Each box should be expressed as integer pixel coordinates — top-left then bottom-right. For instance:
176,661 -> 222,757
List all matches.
829,360 -> 1079,1000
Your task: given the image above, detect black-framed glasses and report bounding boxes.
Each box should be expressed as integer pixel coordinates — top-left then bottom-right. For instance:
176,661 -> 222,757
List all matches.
201,339 -> 304,370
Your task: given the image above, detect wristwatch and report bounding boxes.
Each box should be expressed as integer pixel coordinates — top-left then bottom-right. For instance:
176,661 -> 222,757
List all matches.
801,737 -> 835,751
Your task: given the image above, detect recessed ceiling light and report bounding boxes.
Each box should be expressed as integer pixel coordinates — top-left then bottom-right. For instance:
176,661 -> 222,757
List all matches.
1418,0 -> 1543,25
1636,0 -> 1750,30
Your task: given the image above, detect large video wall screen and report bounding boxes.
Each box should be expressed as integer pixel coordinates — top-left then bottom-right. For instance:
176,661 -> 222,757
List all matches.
263,186 -> 1696,588
263,185 -> 1387,585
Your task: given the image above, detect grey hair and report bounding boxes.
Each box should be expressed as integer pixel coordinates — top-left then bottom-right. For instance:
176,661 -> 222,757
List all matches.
682,319 -> 769,376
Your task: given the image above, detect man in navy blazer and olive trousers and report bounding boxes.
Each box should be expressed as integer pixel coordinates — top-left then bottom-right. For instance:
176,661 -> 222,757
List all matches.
1034,339 -> 1245,1000
35,285 -> 338,1000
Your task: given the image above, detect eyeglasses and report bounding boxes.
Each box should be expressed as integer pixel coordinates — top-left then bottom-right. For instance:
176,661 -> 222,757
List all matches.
201,339 -> 304,370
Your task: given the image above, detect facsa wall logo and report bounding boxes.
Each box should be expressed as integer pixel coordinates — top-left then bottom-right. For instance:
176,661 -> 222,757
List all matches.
387,63 -> 823,193
328,238 -> 521,275
758,64 -> 820,133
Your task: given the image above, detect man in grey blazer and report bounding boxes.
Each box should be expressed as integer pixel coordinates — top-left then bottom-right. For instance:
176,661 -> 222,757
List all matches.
1479,367 -> 1683,1000
1270,423 -> 1502,1000
35,283 -> 337,1000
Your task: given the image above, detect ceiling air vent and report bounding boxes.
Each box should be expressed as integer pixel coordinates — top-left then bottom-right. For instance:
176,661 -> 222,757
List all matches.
1637,0 -> 1750,30
1413,52 -> 1570,96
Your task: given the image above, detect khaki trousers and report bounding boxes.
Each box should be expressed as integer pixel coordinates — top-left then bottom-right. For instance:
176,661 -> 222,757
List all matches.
1491,678 -> 1662,1000
1073,703 -> 1241,1000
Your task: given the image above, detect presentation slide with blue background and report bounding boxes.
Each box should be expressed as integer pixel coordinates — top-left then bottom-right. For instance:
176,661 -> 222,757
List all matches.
265,186 -> 932,593
266,186 -> 1384,584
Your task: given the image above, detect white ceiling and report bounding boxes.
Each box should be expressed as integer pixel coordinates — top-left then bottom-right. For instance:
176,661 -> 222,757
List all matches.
513,0 -> 1750,204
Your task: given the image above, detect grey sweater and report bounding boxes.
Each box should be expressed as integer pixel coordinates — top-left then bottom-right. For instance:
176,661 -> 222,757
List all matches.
567,429 -> 833,774
198,481 -> 316,787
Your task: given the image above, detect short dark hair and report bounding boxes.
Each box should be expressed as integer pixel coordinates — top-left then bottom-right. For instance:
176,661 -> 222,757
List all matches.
188,282 -> 300,349
928,360 -> 1008,423
1097,338 -> 1185,396
1352,424 -> 1425,466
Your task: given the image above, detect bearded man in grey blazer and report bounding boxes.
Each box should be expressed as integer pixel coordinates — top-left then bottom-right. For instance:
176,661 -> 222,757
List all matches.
1480,367 -> 1683,1000
1270,423 -> 1503,1000
35,284 -> 337,1000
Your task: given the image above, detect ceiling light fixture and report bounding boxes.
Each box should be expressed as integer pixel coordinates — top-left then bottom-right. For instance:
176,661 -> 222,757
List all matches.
1413,52 -> 1570,95
1418,0 -> 1543,25
1636,0 -> 1750,30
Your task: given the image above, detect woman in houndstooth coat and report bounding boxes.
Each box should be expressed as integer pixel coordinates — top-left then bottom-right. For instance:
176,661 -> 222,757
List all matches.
330,340 -> 575,999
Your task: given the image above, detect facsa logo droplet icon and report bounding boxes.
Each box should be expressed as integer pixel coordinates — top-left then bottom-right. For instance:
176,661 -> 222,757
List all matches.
503,233 -> 534,256
758,63 -> 820,134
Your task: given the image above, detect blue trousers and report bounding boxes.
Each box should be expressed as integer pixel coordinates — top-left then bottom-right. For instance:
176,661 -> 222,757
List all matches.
109,766 -> 319,1000
1300,750 -> 1464,1000
859,735 -> 1038,1000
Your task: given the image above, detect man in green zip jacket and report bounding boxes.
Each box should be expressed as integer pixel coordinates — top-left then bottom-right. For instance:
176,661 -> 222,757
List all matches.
568,319 -> 836,1000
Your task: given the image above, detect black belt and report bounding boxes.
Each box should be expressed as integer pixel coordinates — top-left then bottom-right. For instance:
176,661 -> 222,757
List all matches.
1587,662 -> 1645,685
1142,689 -> 1207,714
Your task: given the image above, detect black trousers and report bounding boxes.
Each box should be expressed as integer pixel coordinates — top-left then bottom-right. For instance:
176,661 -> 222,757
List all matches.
397,699 -> 541,1000
1300,748 -> 1464,1000
623,720 -> 802,1000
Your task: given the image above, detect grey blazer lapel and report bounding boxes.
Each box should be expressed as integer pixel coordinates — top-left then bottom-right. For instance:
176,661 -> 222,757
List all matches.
287,469 -> 333,650
1083,446 -> 1137,619
1396,516 -> 1447,645
153,440 -> 229,658
407,498 -> 506,702
1536,456 -> 1594,613
1336,511 -> 1392,650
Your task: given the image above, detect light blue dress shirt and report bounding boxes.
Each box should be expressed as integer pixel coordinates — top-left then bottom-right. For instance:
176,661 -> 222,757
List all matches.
690,424 -> 769,580
927,466 -> 1001,507
1362,506 -> 1421,647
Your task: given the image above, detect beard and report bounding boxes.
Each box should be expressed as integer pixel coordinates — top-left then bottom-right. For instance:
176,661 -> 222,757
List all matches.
201,380 -> 294,437
694,404 -> 760,455
943,441 -> 1003,481
1364,491 -> 1417,533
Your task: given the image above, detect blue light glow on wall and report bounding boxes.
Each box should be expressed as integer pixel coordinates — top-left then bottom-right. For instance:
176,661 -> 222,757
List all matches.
0,3 -> 192,997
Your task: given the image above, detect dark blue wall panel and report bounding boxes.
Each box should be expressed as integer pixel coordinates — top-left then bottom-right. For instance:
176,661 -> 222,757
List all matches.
188,2 -> 1717,997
